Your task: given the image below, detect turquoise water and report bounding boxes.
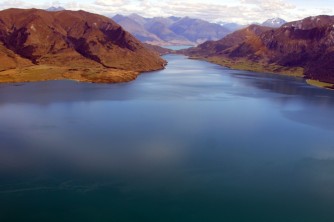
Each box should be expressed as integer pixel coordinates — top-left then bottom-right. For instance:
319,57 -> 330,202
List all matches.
1,55 -> 334,221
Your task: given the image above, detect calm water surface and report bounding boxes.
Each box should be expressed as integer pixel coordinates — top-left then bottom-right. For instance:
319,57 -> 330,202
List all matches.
1,55 -> 334,222
164,45 -> 194,50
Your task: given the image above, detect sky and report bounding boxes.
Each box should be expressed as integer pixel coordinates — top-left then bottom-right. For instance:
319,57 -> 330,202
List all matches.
0,0 -> 333,24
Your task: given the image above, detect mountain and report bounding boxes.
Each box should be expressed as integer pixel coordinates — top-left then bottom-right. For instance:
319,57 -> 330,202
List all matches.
46,6 -> 65,11
183,15 -> 334,88
128,13 -> 148,26
169,17 -> 230,44
0,8 -> 166,83
113,14 -> 231,46
219,22 -> 244,32
112,14 -> 162,44
262,18 -> 287,28
145,20 -> 192,45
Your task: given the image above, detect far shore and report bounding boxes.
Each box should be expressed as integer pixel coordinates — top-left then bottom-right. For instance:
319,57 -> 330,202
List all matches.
187,55 -> 334,90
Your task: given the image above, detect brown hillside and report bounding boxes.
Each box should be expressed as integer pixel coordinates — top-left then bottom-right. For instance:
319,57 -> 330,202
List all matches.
185,25 -> 271,57
0,8 -> 166,83
184,16 -> 334,87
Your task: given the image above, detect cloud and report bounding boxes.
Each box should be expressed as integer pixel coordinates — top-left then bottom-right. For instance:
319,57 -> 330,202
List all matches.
0,0 -> 333,24
0,0 -> 33,8
94,0 -> 131,6
240,0 -> 295,11
124,0 -> 293,23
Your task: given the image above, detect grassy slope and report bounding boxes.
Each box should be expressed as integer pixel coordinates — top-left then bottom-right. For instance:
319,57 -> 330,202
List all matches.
0,66 -> 139,83
189,55 -> 304,77
306,79 -> 334,90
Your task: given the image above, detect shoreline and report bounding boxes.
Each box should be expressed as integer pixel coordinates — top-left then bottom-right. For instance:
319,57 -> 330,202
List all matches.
0,65 -> 167,84
188,55 -> 334,90
1,56 -> 333,90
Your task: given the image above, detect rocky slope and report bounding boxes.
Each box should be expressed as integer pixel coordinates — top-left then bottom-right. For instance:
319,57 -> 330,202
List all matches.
184,15 -> 334,88
185,25 -> 272,56
0,8 -> 166,83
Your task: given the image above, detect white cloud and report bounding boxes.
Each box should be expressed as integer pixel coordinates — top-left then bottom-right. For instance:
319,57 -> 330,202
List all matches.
0,0 -> 333,24
94,0 -> 130,6
241,0 -> 295,11
0,0 -> 33,8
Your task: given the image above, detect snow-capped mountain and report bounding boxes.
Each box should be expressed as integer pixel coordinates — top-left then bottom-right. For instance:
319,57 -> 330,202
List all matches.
262,18 -> 287,28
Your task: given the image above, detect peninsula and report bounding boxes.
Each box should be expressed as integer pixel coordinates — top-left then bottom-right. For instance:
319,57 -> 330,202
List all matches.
0,8 -> 166,83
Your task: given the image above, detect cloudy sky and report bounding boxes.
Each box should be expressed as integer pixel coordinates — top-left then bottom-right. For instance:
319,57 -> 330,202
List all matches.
0,0 -> 333,24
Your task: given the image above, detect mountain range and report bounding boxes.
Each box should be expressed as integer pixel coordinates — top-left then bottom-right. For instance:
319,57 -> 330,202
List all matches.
183,15 -> 334,87
0,8 -> 165,83
0,8 -> 332,87
112,14 -> 231,46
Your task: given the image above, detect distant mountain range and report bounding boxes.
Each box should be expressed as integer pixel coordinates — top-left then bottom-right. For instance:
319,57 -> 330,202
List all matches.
46,6 -> 65,11
113,14 -> 289,46
0,8 -> 165,83
183,15 -> 334,87
218,22 -> 245,32
112,14 -> 231,46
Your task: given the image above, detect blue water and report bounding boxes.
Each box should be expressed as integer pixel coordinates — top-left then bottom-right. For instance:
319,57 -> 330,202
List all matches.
1,55 -> 334,222
164,45 -> 193,50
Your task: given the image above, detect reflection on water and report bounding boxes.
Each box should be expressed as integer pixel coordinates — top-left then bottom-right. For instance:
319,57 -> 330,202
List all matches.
0,55 -> 334,222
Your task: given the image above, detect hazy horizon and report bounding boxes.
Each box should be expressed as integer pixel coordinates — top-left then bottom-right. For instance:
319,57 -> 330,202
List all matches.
0,0 -> 333,24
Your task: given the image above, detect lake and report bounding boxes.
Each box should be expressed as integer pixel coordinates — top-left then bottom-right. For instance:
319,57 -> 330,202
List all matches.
1,54 -> 334,222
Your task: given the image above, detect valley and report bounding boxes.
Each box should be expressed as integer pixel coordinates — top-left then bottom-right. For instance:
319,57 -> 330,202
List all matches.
1,3 -> 334,221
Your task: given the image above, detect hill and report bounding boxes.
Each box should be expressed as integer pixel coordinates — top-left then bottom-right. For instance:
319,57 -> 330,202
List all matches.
0,8 -> 166,83
183,15 -> 334,88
